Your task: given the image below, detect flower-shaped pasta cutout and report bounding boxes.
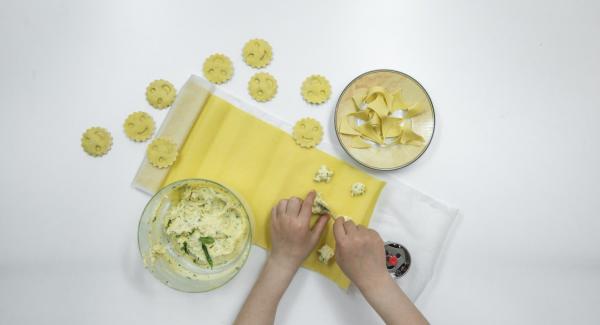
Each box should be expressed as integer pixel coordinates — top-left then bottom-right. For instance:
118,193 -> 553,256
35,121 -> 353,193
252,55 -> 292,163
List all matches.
242,39 -> 273,68
81,127 -> 113,157
146,79 -> 176,109
301,75 -> 331,104
292,117 -> 323,148
147,138 -> 178,168
123,111 -> 155,142
248,72 -> 278,102
203,53 -> 234,84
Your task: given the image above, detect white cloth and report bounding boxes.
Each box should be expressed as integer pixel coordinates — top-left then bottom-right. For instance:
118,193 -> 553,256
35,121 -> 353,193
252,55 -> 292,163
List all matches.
209,77 -> 459,302
370,181 -> 459,301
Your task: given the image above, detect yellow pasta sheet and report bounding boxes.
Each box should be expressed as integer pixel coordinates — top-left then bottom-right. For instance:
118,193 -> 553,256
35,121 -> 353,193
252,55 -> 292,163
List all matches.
154,84 -> 386,288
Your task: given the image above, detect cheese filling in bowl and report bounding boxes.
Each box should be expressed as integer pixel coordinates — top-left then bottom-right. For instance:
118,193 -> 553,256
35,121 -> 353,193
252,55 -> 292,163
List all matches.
138,179 -> 253,292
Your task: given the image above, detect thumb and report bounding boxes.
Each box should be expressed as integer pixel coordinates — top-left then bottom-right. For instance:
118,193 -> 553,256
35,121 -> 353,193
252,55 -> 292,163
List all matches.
310,214 -> 330,244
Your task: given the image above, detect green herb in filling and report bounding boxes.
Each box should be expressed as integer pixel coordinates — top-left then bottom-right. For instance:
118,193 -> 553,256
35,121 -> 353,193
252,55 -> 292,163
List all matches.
182,241 -> 190,255
201,242 -> 213,268
200,236 -> 215,245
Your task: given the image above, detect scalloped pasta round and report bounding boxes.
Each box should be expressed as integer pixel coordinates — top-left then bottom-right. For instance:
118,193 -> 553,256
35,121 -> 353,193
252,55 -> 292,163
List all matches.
123,111 -> 155,142
203,53 -> 234,84
146,79 -> 176,109
81,127 -> 113,157
242,39 -> 273,68
147,138 -> 178,168
301,75 -> 331,104
292,117 -> 323,148
248,72 -> 278,102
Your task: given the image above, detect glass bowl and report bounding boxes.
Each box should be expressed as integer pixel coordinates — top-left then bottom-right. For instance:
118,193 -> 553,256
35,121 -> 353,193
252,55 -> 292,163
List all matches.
138,178 -> 253,292
334,69 -> 435,170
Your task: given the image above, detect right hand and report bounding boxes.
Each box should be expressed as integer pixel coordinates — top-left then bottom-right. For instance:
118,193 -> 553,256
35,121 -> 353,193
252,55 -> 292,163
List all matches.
333,218 -> 388,290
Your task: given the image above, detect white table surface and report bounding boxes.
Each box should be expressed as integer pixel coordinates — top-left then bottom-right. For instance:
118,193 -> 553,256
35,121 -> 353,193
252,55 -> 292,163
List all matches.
1,0 -> 599,324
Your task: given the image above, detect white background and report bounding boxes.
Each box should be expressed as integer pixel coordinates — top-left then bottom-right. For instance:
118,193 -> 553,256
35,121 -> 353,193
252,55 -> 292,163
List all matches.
1,0 -> 599,324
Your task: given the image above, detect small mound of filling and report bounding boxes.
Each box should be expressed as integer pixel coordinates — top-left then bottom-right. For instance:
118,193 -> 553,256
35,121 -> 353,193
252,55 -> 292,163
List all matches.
313,165 -> 334,183
351,182 -> 366,197
312,192 -> 331,215
318,244 -> 335,264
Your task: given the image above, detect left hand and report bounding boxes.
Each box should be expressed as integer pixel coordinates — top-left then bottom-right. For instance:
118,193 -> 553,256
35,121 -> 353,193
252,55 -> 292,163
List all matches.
269,191 -> 329,271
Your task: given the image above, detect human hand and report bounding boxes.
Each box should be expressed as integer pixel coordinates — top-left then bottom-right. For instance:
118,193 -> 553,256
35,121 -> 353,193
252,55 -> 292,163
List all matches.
333,218 -> 388,291
236,192 -> 329,325
269,191 -> 329,271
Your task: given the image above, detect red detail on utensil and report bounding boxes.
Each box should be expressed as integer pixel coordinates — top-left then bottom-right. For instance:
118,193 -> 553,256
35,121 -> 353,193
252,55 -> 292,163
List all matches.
388,256 -> 398,266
